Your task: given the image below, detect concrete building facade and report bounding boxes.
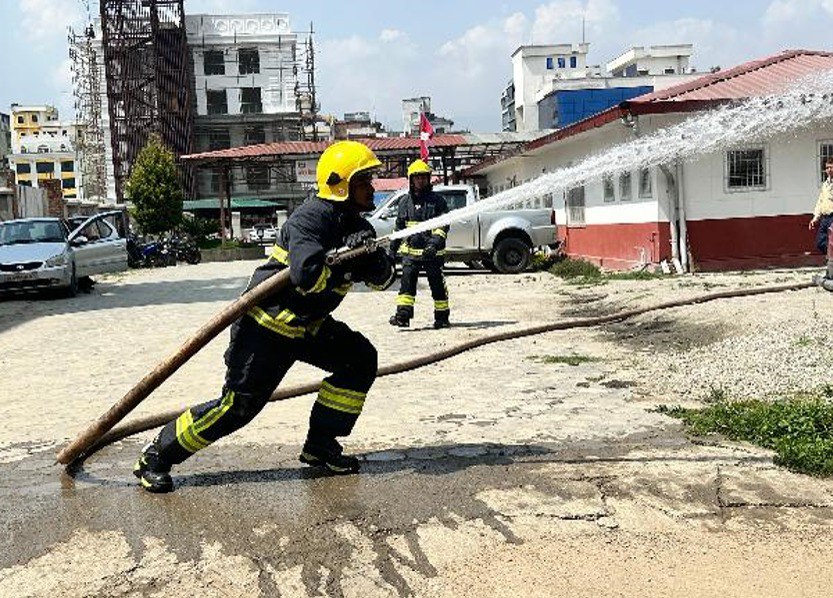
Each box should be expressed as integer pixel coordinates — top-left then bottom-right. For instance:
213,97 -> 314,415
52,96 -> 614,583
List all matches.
474,50 -> 833,272
504,44 -> 700,132
187,13 -> 302,202
7,105 -> 81,201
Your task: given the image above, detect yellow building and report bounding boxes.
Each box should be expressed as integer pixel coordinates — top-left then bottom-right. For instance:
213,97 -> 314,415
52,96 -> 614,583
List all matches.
8,105 -> 81,200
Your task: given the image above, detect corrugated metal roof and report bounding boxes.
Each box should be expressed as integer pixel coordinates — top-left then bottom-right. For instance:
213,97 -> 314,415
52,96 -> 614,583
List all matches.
628,50 -> 833,107
182,135 -> 469,163
464,50 -> 833,175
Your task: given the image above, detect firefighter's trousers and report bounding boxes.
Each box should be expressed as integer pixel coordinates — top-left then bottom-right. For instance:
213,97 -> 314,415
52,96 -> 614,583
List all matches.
154,315 -> 378,466
394,257 -> 449,322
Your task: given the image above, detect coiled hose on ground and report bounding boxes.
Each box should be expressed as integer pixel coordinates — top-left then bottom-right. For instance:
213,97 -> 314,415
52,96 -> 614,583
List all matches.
65,279 -> 816,470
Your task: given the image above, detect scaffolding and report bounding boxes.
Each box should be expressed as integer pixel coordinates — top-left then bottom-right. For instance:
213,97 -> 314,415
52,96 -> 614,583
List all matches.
68,23 -> 107,200
100,0 -> 194,202
295,23 -> 319,141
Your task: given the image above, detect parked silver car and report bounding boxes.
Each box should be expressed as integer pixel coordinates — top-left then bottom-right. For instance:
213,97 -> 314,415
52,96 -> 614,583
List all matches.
0,212 -> 128,297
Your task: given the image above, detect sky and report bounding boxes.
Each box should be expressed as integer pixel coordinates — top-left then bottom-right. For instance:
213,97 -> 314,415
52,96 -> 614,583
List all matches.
1,0 -> 832,132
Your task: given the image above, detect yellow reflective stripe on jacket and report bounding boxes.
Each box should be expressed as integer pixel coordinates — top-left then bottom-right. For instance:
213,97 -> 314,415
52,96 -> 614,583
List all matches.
405,221 -> 419,228
271,245 -> 290,265
396,294 -> 415,306
175,409 -> 210,453
271,244 -> 332,295
316,381 -> 366,415
434,300 -> 450,311
248,306 -> 307,338
193,390 -> 235,435
398,243 -> 446,256
431,229 -> 447,238
334,282 -> 353,296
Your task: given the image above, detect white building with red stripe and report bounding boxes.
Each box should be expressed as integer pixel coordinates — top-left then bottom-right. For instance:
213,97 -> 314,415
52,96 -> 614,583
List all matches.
465,50 -> 833,271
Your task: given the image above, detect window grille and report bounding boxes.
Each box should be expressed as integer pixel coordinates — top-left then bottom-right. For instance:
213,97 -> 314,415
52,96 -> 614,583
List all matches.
726,148 -> 767,190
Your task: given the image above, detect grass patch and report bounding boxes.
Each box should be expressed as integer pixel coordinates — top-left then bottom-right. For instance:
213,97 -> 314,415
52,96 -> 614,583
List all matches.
548,258 -> 667,285
529,354 -> 600,366
657,397 -> 833,476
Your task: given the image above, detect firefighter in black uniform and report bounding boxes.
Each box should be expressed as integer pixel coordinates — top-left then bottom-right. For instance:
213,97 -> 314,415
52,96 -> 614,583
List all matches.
389,159 -> 451,329
133,141 -> 395,493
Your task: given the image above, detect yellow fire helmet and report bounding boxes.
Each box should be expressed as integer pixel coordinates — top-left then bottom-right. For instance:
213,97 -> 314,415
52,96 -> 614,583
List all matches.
407,159 -> 432,178
316,140 -> 382,201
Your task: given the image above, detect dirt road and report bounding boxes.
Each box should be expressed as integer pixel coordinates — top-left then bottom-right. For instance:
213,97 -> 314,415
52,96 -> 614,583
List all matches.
1,261 -> 832,597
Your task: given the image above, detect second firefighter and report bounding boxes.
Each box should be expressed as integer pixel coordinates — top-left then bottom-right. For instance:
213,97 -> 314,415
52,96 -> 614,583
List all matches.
390,159 -> 451,329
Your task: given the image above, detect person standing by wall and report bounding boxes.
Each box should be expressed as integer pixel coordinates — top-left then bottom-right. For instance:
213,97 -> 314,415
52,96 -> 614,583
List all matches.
809,158 -> 833,254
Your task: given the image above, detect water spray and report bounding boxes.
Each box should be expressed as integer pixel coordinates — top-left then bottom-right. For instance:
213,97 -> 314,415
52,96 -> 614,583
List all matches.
57,73 -> 833,466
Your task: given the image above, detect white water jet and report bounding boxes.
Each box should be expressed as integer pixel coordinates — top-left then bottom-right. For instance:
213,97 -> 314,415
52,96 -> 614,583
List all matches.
388,70 -> 833,241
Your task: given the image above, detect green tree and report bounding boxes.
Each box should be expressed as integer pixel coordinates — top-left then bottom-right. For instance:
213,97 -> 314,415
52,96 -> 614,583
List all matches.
125,134 -> 184,234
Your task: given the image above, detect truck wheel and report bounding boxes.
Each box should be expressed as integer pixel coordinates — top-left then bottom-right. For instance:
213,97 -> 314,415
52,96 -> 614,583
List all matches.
492,237 -> 531,274
481,257 -> 500,273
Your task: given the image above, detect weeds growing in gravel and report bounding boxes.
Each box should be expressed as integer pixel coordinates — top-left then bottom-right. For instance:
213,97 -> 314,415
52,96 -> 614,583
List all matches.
548,258 -> 667,286
529,354 -> 600,366
656,396 -> 833,477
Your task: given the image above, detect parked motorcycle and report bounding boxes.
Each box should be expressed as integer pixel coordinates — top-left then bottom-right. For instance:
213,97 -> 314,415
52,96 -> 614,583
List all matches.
168,235 -> 201,265
126,234 -> 176,268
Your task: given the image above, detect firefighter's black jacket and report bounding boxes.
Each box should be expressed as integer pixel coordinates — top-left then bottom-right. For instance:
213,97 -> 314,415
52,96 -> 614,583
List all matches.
393,188 -> 450,258
243,197 -> 394,336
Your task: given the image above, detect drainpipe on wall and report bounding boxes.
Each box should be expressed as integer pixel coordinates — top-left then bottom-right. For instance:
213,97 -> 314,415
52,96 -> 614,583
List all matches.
675,160 -> 690,272
658,164 -> 681,267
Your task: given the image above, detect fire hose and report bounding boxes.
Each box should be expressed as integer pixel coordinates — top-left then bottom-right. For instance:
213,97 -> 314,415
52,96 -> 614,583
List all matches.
56,236 -> 819,468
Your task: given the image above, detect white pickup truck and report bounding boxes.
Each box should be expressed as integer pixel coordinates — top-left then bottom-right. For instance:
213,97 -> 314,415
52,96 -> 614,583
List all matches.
366,184 -> 559,273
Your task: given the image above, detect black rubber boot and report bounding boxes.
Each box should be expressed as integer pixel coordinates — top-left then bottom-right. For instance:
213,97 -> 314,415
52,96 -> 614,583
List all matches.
133,443 -> 174,493
389,314 -> 410,328
433,312 -> 451,329
299,438 -> 360,475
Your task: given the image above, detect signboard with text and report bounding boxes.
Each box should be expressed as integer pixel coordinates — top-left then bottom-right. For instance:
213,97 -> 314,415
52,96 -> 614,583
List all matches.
295,160 -> 318,183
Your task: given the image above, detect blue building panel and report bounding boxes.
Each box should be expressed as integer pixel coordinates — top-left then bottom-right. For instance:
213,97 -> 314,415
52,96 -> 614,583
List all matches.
538,86 -> 653,129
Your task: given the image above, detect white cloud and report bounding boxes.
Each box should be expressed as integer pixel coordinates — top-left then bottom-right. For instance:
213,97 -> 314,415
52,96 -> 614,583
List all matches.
764,0 -> 833,24
532,0 -> 619,44
19,0 -> 82,43
380,29 -> 406,43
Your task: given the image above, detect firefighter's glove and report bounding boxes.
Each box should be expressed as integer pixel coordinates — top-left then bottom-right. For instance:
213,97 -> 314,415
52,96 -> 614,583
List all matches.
345,229 -> 375,249
422,245 -> 438,260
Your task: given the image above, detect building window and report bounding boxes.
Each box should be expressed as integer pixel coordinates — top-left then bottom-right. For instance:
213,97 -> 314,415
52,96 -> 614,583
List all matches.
61,160 -> 74,173
638,168 -> 652,198
244,125 -> 266,146
246,165 -> 270,190
603,176 -> 615,202
36,162 -> 54,174
62,178 -> 76,189
238,48 -> 260,75
546,57 -> 554,70
664,67 -> 676,74
16,163 -> 30,174
240,87 -> 262,114
208,129 -> 230,151
31,115 -> 38,123
557,56 -> 566,68
204,50 -> 225,75
566,186 -> 585,227
569,55 -> 577,68
818,141 -> 833,182
18,180 -> 32,187
726,147 -> 767,190
20,146 -> 28,153
17,116 -> 24,124
206,90 -> 228,115
37,145 -> 49,153
210,169 -> 222,193
619,172 -> 632,201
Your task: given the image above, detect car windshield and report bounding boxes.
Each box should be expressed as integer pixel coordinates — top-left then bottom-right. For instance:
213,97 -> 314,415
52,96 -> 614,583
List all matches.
0,220 -> 66,245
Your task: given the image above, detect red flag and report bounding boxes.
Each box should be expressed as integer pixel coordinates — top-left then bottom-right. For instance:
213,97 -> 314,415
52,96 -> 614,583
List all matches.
419,112 -> 434,160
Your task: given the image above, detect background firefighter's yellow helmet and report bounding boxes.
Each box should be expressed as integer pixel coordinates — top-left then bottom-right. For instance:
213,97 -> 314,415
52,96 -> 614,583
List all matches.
407,159 -> 432,178
316,141 -> 382,201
